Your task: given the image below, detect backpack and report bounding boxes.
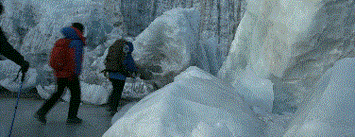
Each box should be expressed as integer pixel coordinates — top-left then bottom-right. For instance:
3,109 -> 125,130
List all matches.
49,38 -> 72,71
104,39 -> 137,76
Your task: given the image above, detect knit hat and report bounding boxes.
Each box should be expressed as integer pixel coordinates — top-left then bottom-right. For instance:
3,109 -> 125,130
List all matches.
72,22 -> 84,33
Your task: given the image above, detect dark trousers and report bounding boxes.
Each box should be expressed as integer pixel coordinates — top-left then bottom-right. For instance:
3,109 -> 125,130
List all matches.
108,78 -> 126,111
37,77 -> 81,118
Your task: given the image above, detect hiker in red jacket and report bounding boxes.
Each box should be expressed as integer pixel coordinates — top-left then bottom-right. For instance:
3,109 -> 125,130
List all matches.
34,23 -> 86,124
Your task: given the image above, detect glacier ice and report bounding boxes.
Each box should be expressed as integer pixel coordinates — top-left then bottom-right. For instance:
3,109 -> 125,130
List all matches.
1,0 -> 231,105
132,8 -> 200,88
131,7 -> 228,89
0,0 -> 354,136
1,1 -> 225,105
0,0 -> 135,105
218,0 -> 355,114
102,57 -> 354,136
0,0 -> 121,79
103,66 -> 264,137
284,57 -> 355,136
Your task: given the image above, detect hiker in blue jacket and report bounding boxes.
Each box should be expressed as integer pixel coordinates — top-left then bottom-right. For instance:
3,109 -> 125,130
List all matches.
104,39 -> 138,115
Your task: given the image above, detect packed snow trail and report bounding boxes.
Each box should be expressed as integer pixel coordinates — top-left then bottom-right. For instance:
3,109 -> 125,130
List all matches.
1,98 -> 112,137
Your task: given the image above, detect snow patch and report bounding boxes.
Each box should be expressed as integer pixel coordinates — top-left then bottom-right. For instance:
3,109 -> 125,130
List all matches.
103,66 -> 263,137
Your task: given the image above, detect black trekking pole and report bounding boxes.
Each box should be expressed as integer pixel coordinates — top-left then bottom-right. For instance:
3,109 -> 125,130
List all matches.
8,70 -> 25,137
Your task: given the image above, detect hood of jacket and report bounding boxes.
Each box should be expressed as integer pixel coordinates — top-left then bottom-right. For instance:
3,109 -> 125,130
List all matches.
126,41 -> 134,54
61,26 -> 86,45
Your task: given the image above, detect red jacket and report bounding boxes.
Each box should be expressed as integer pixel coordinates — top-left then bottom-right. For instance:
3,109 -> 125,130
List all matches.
50,27 -> 86,78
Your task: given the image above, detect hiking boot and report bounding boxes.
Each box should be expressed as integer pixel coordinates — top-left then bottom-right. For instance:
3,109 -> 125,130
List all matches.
66,117 -> 82,124
34,113 -> 46,124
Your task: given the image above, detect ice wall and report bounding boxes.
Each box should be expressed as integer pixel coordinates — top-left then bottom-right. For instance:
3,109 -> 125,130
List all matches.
128,7 -> 228,89
119,0 -> 246,47
1,0 -> 120,52
284,57 -> 355,136
218,0 -> 355,114
0,0 -> 122,85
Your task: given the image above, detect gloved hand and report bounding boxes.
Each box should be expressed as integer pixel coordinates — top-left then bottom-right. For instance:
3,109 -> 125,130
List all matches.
20,61 -> 29,74
104,71 -> 109,78
14,61 -> 29,82
100,70 -> 110,78
131,72 -> 138,79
